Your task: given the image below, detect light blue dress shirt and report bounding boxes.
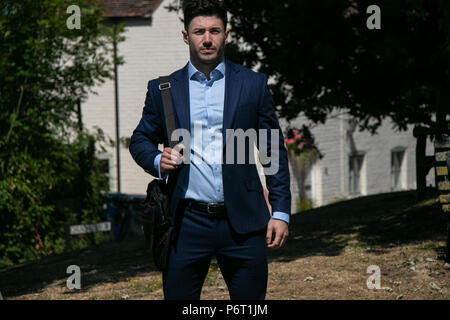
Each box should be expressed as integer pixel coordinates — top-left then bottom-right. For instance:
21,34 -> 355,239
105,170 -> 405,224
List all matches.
154,60 -> 289,224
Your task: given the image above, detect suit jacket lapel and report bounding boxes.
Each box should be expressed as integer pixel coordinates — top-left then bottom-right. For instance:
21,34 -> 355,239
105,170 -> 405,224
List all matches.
168,64 -> 190,201
169,63 -> 190,133
222,59 -> 243,147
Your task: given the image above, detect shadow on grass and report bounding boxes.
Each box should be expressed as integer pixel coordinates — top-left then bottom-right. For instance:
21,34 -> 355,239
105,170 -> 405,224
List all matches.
0,190 -> 447,298
268,190 -> 447,262
0,236 -> 157,298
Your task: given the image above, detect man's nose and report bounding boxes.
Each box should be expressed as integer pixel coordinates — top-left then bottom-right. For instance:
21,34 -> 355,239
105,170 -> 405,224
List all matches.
203,32 -> 212,46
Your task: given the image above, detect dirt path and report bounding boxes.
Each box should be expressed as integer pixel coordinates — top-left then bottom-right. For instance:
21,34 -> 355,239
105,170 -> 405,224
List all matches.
1,191 -> 449,300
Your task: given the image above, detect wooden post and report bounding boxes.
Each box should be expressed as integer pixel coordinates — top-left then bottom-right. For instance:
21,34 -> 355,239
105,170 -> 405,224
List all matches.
413,126 -> 436,200
446,155 -> 450,263
416,133 -> 427,196
446,214 -> 450,263
64,224 -> 72,252
113,20 -> 121,194
435,135 -> 450,263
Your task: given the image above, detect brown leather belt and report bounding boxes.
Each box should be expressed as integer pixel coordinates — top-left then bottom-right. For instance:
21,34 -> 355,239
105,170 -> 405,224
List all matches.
181,199 -> 227,217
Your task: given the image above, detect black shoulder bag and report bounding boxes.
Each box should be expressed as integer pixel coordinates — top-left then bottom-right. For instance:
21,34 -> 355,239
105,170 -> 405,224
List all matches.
140,76 -> 178,272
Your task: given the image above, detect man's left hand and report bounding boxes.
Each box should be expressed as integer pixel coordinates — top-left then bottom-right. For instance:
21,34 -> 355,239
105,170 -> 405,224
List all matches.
266,219 -> 289,250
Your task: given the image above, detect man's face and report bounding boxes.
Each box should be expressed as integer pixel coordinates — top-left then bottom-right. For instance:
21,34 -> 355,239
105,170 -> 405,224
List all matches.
182,15 -> 229,66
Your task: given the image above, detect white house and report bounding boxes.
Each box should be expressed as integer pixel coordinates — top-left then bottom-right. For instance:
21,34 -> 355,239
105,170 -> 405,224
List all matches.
284,114 -> 435,212
81,0 -> 435,213
82,0 -> 188,195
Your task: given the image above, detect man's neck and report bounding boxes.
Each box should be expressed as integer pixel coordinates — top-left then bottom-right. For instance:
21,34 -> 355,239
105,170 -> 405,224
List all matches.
190,56 -> 223,80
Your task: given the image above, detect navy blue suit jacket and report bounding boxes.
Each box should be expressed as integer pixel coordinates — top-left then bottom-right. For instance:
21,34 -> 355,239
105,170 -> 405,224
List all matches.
129,59 -> 291,234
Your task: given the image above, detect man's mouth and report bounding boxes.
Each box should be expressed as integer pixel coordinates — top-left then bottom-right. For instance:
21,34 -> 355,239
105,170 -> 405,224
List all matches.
201,48 -> 215,53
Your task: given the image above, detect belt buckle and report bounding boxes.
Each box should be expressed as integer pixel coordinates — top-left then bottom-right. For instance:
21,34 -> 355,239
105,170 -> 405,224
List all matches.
206,203 -> 215,214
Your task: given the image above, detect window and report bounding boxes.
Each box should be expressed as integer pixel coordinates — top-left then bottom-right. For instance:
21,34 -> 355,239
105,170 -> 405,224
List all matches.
349,154 -> 364,195
391,150 -> 405,191
98,158 -> 110,189
98,158 -> 110,174
96,154 -> 113,191
303,166 -> 312,199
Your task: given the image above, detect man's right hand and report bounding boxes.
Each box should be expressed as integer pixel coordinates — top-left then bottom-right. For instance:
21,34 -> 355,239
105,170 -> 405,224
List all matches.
160,144 -> 185,174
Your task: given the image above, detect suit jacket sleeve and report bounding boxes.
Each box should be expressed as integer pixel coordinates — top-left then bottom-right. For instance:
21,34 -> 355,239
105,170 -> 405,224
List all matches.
257,74 -> 292,215
129,80 -> 164,178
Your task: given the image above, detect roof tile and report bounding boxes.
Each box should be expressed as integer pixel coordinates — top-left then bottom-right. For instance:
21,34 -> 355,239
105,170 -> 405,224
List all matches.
98,0 -> 164,18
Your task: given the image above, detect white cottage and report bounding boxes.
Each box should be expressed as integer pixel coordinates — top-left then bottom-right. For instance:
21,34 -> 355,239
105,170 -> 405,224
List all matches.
82,0 -> 188,195
284,114 -> 435,212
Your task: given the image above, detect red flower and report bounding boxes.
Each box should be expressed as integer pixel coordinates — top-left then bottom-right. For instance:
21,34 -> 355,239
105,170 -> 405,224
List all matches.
285,138 -> 295,144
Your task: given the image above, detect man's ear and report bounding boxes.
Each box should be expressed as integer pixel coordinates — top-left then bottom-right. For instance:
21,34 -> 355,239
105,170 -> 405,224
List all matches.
224,28 -> 231,43
182,29 -> 189,45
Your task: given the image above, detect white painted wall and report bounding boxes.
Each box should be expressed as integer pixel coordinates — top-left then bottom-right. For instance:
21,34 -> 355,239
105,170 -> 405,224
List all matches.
82,0 -> 189,194
286,112 -> 435,212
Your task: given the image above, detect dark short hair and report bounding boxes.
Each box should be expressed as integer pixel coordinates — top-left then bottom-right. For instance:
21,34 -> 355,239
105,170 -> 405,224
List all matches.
183,0 -> 228,31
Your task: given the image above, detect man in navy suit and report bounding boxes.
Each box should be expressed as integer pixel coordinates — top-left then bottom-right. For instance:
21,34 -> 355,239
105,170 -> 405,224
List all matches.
129,0 -> 291,300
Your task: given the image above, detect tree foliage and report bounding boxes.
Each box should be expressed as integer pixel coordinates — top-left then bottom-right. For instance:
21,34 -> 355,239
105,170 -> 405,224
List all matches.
168,0 -> 449,133
0,0 -> 124,264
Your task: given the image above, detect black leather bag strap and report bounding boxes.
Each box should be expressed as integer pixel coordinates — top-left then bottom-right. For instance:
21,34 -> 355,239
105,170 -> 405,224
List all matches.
158,76 -> 180,197
159,76 -> 177,149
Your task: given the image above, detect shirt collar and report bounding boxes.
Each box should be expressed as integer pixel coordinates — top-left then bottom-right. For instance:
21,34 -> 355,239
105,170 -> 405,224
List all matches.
188,58 -> 225,82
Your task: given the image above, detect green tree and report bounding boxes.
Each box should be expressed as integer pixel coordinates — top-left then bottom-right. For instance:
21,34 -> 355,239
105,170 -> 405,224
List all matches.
225,0 -> 448,132
0,0 -> 124,264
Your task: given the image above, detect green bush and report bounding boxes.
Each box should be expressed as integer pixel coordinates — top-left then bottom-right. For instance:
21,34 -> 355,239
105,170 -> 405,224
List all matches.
0,0 -> 124,264
296,197 -> 314,212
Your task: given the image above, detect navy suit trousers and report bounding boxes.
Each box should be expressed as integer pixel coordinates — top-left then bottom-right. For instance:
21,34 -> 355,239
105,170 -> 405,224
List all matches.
162,201 -> 268,300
